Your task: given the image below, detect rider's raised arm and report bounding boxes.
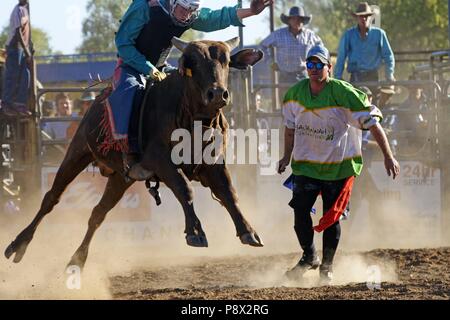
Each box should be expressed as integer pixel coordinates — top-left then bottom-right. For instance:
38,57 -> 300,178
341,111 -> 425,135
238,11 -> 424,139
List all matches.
115,1 -> 155,75
191,6 -> 244,32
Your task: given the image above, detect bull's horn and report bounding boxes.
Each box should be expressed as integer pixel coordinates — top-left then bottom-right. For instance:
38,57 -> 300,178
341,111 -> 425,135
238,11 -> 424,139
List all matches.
171,37 -> 189,52
224,37 -> 240,51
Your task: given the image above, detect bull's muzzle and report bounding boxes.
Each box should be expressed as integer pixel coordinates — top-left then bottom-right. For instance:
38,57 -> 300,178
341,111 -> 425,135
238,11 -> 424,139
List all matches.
206,86 -> 230,108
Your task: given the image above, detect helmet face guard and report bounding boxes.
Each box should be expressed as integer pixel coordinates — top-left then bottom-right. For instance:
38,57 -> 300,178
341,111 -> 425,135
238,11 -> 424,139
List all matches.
170,0 -> 200,26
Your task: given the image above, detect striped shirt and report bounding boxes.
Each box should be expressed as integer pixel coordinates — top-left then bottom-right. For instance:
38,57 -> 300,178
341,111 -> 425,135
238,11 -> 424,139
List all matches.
261,27 -> 322,73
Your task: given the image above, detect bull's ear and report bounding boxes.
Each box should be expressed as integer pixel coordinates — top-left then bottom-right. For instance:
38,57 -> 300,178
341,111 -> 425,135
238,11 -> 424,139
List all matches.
171,37 -> 189,52
229,49 -> 264,70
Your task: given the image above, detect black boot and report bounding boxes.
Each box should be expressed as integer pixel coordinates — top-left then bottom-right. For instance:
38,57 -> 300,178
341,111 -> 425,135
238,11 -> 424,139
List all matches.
319,247 -> 336,285
285,252 -> 320,280
319,264 -> 333,285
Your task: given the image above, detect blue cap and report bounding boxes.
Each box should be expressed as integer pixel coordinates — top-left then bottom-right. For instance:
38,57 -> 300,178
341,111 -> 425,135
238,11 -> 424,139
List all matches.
306,45 -> 330,64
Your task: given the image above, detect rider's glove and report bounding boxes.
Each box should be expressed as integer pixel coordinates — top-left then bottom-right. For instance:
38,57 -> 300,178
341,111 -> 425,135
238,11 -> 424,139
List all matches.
150,67 -> 167,82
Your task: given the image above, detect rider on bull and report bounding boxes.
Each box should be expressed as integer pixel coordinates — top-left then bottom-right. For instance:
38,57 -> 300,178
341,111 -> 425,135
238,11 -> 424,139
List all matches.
106,0 -> 272,181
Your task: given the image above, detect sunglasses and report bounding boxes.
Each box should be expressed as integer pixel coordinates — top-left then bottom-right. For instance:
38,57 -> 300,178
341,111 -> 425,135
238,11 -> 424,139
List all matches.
306,61 -> 326,70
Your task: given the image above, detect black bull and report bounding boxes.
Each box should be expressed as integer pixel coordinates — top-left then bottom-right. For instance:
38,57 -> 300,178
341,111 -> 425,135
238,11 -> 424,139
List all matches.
4,37 -> 264,270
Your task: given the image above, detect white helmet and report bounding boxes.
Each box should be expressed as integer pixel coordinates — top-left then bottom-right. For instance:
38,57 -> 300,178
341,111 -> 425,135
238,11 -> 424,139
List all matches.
169,0 -> 201,25
170,0 -> 201,12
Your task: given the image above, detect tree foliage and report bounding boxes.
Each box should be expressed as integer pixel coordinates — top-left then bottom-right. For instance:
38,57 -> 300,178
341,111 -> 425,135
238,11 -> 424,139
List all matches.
268,0 -> 449,52
0,25 -> 53,56
77,0 -> 129,53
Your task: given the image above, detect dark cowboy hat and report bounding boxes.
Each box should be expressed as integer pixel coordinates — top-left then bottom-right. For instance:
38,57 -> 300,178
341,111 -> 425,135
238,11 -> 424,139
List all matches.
281,6 -> 312,25
352,2 -> 375,16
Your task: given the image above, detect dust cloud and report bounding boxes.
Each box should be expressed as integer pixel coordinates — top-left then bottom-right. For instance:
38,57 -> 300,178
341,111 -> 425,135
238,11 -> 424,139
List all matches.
0,162 -> 447,299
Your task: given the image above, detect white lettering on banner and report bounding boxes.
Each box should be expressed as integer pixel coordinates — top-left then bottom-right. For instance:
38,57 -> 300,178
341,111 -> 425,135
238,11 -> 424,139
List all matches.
99,224 -> 182,243
120,193 -> 140,209
58,182 -> 141,210
41,167 -> 151,223
368,161 -> 441,218
59,182 -> 102,209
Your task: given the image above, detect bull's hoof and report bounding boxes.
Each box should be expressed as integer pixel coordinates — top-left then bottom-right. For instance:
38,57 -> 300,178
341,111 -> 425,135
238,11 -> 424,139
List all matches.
186,235 -> 209,247
240,232 -> 264,247
127,164 -> 154,182
4,240 -> 29,263
4,243 -> 15,259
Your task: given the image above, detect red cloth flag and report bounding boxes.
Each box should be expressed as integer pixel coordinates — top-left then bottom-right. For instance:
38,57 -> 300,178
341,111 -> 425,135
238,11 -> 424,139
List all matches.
313,176 -> 355,233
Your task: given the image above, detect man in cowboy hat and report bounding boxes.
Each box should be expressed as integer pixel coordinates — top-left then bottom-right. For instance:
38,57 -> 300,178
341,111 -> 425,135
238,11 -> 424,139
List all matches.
260,5 -> 322,85
334,2 -> 395,99
66,91 -> 96,140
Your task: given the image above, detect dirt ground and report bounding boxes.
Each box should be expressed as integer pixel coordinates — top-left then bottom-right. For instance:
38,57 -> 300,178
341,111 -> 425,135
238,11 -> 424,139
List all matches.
110,247 -> 450,300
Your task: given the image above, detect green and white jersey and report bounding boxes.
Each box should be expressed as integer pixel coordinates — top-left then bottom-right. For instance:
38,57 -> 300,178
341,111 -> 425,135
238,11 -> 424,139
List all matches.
282,78 -> 382,181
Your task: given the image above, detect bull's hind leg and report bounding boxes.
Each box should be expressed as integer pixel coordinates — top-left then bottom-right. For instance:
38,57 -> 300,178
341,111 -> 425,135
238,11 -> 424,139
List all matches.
4,145 -> 94,263
199,164 -> 264,247
68,173 -> 132,270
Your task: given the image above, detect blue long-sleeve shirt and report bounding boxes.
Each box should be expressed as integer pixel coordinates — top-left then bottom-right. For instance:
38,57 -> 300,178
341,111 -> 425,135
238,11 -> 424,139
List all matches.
115,0 -> 244,75
334,26 -> 395,80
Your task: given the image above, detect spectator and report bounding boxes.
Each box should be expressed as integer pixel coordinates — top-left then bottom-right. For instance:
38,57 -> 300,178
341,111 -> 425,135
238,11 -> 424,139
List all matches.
261,6 -> 322,85
41,100 -> 56,117
334,2 -> 395,98
0,0 -> 32,116
66,91 -> 96,139
255,93 -> 266,112
278,44 -> 400,284
42,93 -> 73,140
392,81 -> 429,154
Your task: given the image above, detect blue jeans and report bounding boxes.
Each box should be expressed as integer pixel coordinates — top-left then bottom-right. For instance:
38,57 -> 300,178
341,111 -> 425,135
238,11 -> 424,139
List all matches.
1,46 -> 30,106
107,63 -> 146,152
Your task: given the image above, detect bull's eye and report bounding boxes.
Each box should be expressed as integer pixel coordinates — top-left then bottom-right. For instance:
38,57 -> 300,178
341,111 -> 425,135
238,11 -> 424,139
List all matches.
183,55 -> 196,69
219,53 -> 228,65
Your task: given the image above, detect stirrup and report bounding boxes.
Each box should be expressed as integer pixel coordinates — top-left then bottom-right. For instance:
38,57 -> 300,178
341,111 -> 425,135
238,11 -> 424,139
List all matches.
146,180 -> 161,206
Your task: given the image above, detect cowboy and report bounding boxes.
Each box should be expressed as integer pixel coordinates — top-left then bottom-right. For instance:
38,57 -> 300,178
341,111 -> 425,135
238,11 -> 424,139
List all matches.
261,5 -> 322,84
278,44 -> 400,284
1,0 -> 33,117
334,2 -> 395,93
106,0 -> 272,179
66,91 -> 96,140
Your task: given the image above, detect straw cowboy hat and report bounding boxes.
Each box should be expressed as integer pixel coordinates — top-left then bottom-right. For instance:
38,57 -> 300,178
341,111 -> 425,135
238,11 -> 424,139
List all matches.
281,6 -> 312,25
352,2 -> 375,16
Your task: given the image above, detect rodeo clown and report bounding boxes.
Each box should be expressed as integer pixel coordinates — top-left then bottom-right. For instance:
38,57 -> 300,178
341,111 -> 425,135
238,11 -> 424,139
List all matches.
278,44 -> 400,284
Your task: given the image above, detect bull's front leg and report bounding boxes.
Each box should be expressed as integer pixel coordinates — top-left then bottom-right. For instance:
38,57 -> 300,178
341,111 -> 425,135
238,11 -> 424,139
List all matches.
199,164 -> 264,247
143,149 -> 208,247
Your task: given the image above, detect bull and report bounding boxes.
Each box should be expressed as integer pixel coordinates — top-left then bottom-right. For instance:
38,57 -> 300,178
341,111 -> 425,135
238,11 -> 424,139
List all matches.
4,37 -> 264,270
